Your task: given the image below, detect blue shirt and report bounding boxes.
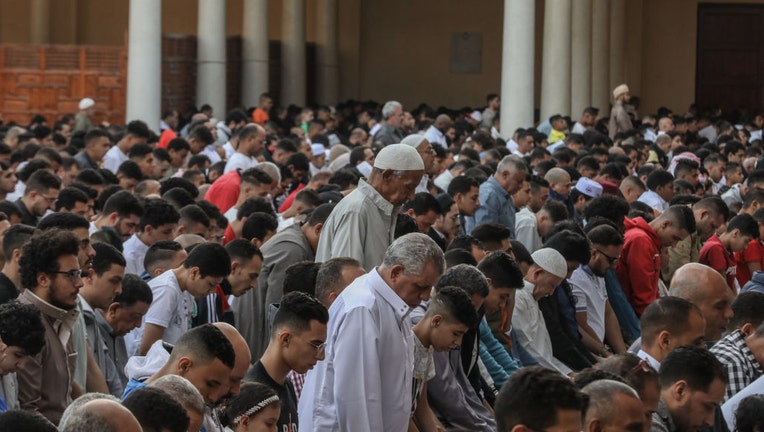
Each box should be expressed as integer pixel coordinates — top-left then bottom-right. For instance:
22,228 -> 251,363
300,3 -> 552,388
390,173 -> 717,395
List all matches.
605,268 -> 641,341
120,378 -> 146,400
466,176 -> 516,238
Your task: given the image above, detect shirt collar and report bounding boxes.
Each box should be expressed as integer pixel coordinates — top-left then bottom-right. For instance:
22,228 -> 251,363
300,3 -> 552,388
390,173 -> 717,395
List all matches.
638,349 -> 662,371
368,268 -> 412,324
357,179 -> 396,216
21,289 -> 79,327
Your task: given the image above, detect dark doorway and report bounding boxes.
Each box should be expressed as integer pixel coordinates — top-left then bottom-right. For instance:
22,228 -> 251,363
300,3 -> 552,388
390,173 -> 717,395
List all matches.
696,4 -> 764,112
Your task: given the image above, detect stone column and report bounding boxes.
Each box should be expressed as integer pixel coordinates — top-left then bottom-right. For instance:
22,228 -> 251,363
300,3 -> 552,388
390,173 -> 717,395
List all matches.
197,0 -> 227,115
591,0 -> 610,113
281,0 -> 306,106
501,0 -> 535,136
609,0 -> 626,93
570,0 -> 592,118
242,0 -> 269,108
539,0 -> 571,120
315,0 -> 339,106
30,0 -> 50,44
126,0 -> 162,132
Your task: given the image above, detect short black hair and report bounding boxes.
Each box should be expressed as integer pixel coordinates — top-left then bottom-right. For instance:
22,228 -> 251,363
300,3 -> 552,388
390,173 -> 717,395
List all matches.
37,212 -> 89,231
436,264 -> 490,298
306,203 -> 335,226
584,195 -> 630,225
402,192 -> 441,216
178,204 -> 211,229
283,261 -> 321,297
225,239 -> 263,264
585,224 -> 624,247
144,240 -> 184,277
74,168 -> 104,187
236,197 -> 275,220
495,366 -> 588,432
173,323 -> 235,369
0,302 -> 45,356
114,273 -> 153,308
471,223 -> 511,251
162,187 -> 196,209
122,387 -> 190,432
0,410 -> 57,432
659,345 -> 727,391
129,142 -> 154,160
240,168 -> 273,188
25,169 -> 62,194
183,242 -> 231,278
646,169 -> 674,191
730,292 -> 764,331
126,120 -> 151,139
241,212 -> 278,242
102,190 -> 144,217
726,213 -> 760,238
92,242 -> 126,277
477,251 -> 524,289
167,138 -> 191,152
734,395 -> 764,432
55,186 -> 90,212
159,177 -> 198,198
118,160 -> 144,181
140,199 -> 181,231
641,296 -> 702,347
509,240 -> 533,266
447,235 -> 483,253
447,175 -> 480,197
271,291 -> 329,337
661,205 -> 697,234
544,230 -> 591,264
426,285 -> 479,329
19,229 -> 80,291
444,249 -> 477,267
2,224 -> 35,261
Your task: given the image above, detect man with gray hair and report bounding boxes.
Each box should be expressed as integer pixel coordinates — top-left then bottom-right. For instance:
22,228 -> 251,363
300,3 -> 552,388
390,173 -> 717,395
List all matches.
374,101 -> 404,145
300,233 -> 445,431
314,257 -> 366,307
60,397 -> 142,432
316,143 -> 425,270
465,155 -> 529,236
151,375 -> 205,432
581,380 -> 644,432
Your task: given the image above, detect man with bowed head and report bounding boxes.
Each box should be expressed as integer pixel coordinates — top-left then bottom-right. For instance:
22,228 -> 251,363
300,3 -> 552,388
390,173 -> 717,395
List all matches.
299,233 -> 445,431
316,143 -> 425,271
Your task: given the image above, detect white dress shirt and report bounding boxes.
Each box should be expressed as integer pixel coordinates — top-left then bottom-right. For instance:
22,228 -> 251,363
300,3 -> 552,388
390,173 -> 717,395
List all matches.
299,269 -> 414,432
123,234 -> 150,276
511,280 -> 573,376
638,190 -> 669,212
423,125 -> 447,148
103,145 -> 128,174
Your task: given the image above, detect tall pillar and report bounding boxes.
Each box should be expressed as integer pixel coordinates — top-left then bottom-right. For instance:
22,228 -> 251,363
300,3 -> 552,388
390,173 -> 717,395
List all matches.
281,0 -> 306,106
591,0 -> 610,113
501,0 -> 535,136
539,0 -> 572,120
570,0 -> 592,118
126,0 -> 162,132
197,0 -> 227,115
609,0 -> 626,93
242,0 -> 269,108
30,0 -> 50,44
315,0 -> 339,106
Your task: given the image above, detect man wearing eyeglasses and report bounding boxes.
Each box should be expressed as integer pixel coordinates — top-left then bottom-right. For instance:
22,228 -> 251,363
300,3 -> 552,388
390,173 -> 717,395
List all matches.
15,169 -> 61,227
244,291 -> 328,432
569,224 -> 628,360
15,229 -> 83,425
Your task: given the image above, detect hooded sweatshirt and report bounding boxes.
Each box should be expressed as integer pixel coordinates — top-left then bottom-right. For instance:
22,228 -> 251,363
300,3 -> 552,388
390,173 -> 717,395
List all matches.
616,217 -> 661,316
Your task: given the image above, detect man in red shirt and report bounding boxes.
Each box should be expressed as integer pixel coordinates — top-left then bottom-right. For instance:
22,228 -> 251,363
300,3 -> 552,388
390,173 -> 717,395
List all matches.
701,213 -> 759,292
616,205 -> 696,316
735,207 -> 764,286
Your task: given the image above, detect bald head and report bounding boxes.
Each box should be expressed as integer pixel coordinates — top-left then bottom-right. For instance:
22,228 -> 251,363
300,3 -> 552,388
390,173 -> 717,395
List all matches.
670,263 -> 734,341
213,322 -> 251,396
544,167 -> 571,185
62,399 -> 142,432
434,114 -> 454,130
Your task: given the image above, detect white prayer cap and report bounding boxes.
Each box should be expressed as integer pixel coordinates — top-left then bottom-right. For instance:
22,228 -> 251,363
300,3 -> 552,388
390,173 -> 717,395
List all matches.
79,98 -> 95,110
400,134 -> 428,149
612,84 -> 630,99
373,144 -> 424,171
311,144 -> 326,157
574,177 -> 603,198
470,110 -> 483,122
530,248 -> 567,279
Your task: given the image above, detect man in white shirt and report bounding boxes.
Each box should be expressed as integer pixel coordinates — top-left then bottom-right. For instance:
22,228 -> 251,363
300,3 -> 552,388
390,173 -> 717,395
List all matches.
124,199 -> 180,277
511,247 -> 572,376
638,169 -> 674,212
637,296 -> 706,370
299,233 -> 445,432
103,120 -> 151,174
423,114 -> 453,149
514,200 -> 568,254
138,242 -> 231,355
571,107 -> 598,135
224,124 -> 265,174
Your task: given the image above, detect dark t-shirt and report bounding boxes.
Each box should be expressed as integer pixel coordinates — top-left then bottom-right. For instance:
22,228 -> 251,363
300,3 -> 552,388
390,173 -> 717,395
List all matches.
0,272 -> 19,305
244,360 -> 298,432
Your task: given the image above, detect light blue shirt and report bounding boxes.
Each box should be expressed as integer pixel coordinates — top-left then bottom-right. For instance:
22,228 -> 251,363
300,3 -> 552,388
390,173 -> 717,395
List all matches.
465,176 -> 515,238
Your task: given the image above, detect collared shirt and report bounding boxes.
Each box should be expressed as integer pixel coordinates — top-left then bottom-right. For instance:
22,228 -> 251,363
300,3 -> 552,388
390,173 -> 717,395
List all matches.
74,150 -> 100,171
123,234 -> 150,277
94,308 -> 129,389
315,179 -> 399,271
16,289 -> 79,425
514,207 -> 542,253
102,145 -> 128,174
638,190 -> 669,212
637,349 -> 661,371
466,176 -> 515,237
569,265 -> 608,341
299,269 -> 414,432
511,281 -> 573,376
433,169 -> 454,192
80,295 -> 123,397
15,198 -> 38,227
710,329 -> 764,401
651,400 -> 676,432
423,125 -> 447,148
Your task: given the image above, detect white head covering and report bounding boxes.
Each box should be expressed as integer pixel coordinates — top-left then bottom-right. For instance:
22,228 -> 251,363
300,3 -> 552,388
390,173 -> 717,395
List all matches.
531,248 -> 568,279
373,144 -> 424,171
79,98 -> 95,110
311,144 -> 326,157
575,177 -> 603,198
612,84 -> 630,100
400,134 -> 428,149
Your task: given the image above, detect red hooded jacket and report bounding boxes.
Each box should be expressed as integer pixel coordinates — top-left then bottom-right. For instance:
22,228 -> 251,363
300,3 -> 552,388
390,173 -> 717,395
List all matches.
616,217 -> 661,316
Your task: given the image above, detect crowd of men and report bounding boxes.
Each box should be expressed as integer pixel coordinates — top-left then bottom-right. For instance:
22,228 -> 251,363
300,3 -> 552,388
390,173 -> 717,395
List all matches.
1,86 -> 764,432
